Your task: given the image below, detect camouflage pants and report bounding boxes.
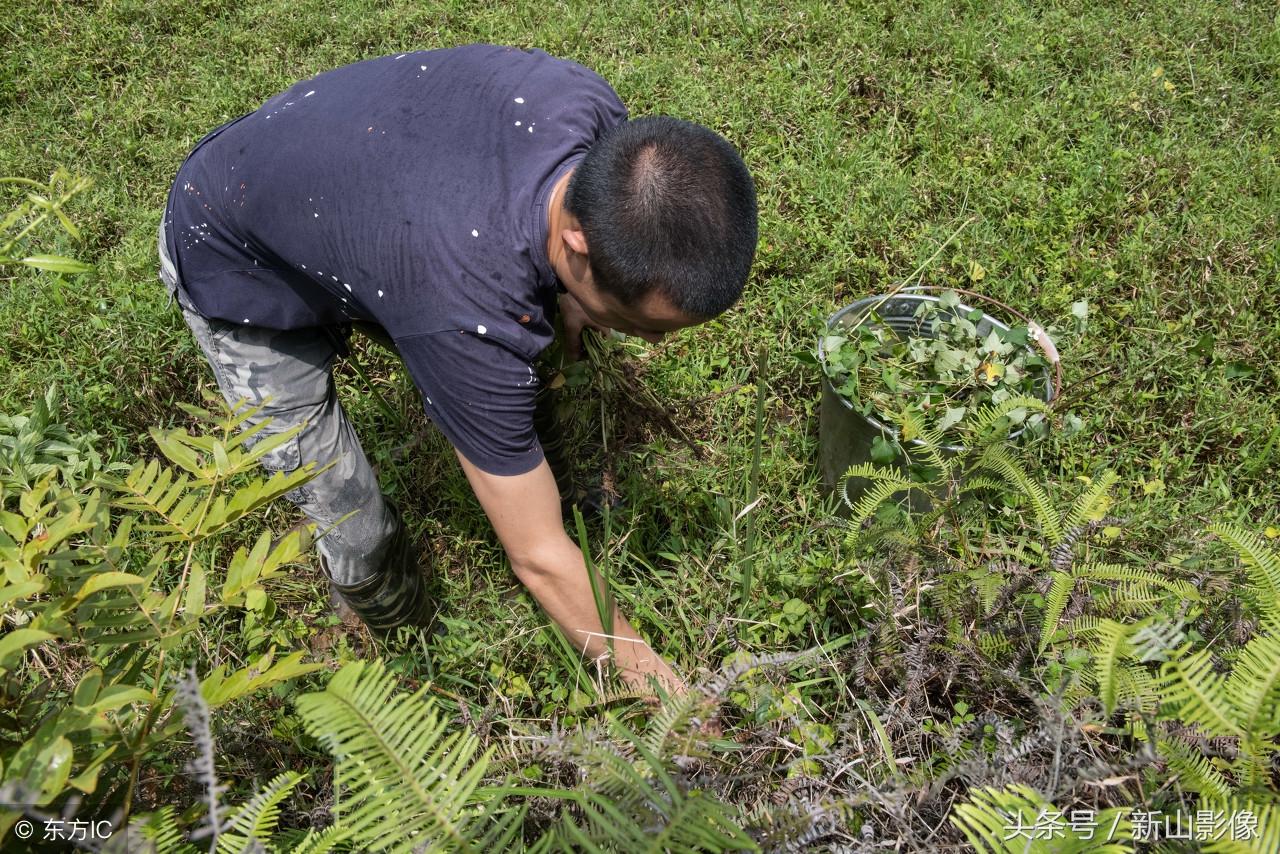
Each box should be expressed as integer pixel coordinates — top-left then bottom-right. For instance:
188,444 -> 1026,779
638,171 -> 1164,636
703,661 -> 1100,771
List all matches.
158,220 -> 397,586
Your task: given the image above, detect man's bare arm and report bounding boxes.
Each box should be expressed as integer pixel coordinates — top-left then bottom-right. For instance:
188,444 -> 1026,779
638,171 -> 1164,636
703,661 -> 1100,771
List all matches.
456,452 -> 684,695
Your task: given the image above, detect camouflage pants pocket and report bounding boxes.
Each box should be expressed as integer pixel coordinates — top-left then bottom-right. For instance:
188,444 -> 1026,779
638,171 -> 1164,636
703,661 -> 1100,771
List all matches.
177,307 -> 398,586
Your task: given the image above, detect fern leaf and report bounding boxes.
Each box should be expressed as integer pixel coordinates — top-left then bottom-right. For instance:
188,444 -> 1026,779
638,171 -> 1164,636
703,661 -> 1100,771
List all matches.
553,716 -> 754,853
974,569 -> 1006,616
295,660 -> 507,853
898,409 -> 948,473
978,445 -> 1063,544
1159,650 -> 1243,738
286,826 -> 352,854
217,771 -> 302,854
1114,663 -> 1159,713
1129,619 -> 1187,663
843,478 -> 920,549
956,476 -> 1008,496
1158,737 -> 1232,800
129,807 -> 200,854
1064,471 -> 1119,532
1091,620 -> 1134,715
966,395 -> 1051,444
1038,571 -> 1075,653
641,684 -> 704,758
952,784 -> 1134,853
1073,562 -> 1198,601
1222,630 -> 1280,738
1211,523 -> 1280,623
1095,584 -> 1165,617
1063,616 -> 1103,639
1200,797 -> 1280,853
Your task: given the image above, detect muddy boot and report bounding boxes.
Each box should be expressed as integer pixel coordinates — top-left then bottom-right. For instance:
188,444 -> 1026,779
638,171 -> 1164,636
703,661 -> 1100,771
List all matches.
320,504 -> 436,634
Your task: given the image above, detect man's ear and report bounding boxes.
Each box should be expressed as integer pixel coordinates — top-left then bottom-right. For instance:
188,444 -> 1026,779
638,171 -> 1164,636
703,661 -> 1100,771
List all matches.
562,227 -> 589,258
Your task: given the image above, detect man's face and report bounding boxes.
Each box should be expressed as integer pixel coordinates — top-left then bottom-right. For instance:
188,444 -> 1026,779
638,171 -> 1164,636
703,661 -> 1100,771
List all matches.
572,272 -> 700,344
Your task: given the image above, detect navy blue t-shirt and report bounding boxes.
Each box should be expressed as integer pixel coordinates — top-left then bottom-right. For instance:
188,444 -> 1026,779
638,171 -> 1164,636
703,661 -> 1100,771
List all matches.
165,45 -> 628,475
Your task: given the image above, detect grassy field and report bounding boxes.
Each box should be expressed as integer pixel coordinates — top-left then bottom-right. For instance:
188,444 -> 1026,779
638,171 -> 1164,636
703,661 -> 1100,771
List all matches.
3,0 -> 1279,847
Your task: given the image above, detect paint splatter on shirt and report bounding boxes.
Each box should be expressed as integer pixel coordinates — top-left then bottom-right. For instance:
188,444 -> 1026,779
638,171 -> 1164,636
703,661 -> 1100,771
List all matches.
164,45 -> 627,474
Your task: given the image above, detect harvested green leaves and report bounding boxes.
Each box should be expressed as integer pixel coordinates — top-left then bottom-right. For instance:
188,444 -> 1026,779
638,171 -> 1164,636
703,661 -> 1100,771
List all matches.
822,292 -> 1048,440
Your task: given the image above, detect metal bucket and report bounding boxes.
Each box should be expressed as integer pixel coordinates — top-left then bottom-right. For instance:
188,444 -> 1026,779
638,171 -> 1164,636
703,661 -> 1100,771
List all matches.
818,288 -> 1061,511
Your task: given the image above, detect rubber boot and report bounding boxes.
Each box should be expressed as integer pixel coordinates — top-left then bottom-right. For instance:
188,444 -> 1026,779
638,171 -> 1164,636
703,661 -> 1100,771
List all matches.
320,503 -> 435,634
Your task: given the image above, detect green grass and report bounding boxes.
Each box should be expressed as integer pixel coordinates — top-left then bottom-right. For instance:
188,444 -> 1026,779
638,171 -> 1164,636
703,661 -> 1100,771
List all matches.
3,0 -> 1279,836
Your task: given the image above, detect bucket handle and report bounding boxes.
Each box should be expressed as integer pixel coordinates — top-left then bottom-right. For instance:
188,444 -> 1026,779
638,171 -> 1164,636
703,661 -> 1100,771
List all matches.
900,285 -> 1063,399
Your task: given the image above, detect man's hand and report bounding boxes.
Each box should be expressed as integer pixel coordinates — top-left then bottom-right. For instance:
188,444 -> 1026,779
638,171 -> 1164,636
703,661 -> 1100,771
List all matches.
558,290 -> 610,360
456,451 -> 685,697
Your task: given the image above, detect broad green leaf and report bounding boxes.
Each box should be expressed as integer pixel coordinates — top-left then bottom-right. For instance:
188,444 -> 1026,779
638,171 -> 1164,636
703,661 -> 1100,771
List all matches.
67,746 -> 118,795
870,434 -> 897,465
184,559 -> 207,620
936,406 -> 966,433
245,586 -> 267,611
202,650 -> 322,708
147,429 -> 203,475
20,254 -> 92,274
34,736 -> 74,805
73,667 -> 103,708
0,578 -> 46,608
0,628 -> 54,668
83,685 -> 154,714
74,571 -> 146,602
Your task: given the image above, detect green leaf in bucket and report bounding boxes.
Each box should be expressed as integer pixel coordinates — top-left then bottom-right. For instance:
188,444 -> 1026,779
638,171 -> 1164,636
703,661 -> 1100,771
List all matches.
870,435 -> 897,465
936,406 -> 966,433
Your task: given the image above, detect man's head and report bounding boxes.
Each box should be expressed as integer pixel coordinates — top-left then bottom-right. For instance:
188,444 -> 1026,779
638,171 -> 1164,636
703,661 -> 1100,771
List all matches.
564,116 -> 758,323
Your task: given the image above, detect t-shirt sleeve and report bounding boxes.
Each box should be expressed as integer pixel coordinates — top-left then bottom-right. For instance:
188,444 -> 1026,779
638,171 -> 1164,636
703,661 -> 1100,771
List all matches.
395,330 -> 544,476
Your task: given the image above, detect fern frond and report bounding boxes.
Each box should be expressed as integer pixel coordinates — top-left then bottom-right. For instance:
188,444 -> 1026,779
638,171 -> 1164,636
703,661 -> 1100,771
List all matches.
951,784 -> 1133,853
1130,620 -> 1187,663
295,660 -> 512,854
286,826 -> 352,854
1074,562 -> 1199,601
1159,650 -> 1243,738
1114,663 -> 1160,713
1091,620 -> 1135,715
1199,797 -> 1280,853
978,445 -> 1063,544
966,395 -> 1051,445
216,771 -> 302,854
1038,571 -> 1075,653
1158,737 -> 1233,800
129,807 -> 199,854
898,409 -> 949,474
978,631 -> 1012,659
974,569 -> 1006,616
641,684 -> 705,758
1064,471 -> 1120,532
551,715 -> 754,853
842,473 -> 921,548
1095,583 -> 1165,617
1211,523 -> 1280,622
956,476 -> 1008,496
1063,616 -> 1103,639
1222,630 -> 1280,738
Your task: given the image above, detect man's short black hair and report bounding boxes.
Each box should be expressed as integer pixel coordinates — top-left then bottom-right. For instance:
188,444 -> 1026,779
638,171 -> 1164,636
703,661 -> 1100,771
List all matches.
566,116 -> 757,318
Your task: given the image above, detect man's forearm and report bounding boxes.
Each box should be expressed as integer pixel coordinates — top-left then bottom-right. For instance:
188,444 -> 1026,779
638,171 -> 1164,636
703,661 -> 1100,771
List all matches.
514,537 -> 682,693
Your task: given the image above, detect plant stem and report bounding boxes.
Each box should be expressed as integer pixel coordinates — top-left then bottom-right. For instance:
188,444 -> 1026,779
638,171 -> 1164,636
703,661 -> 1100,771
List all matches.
738,345 -> 767,613
346,351 -> 402,427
